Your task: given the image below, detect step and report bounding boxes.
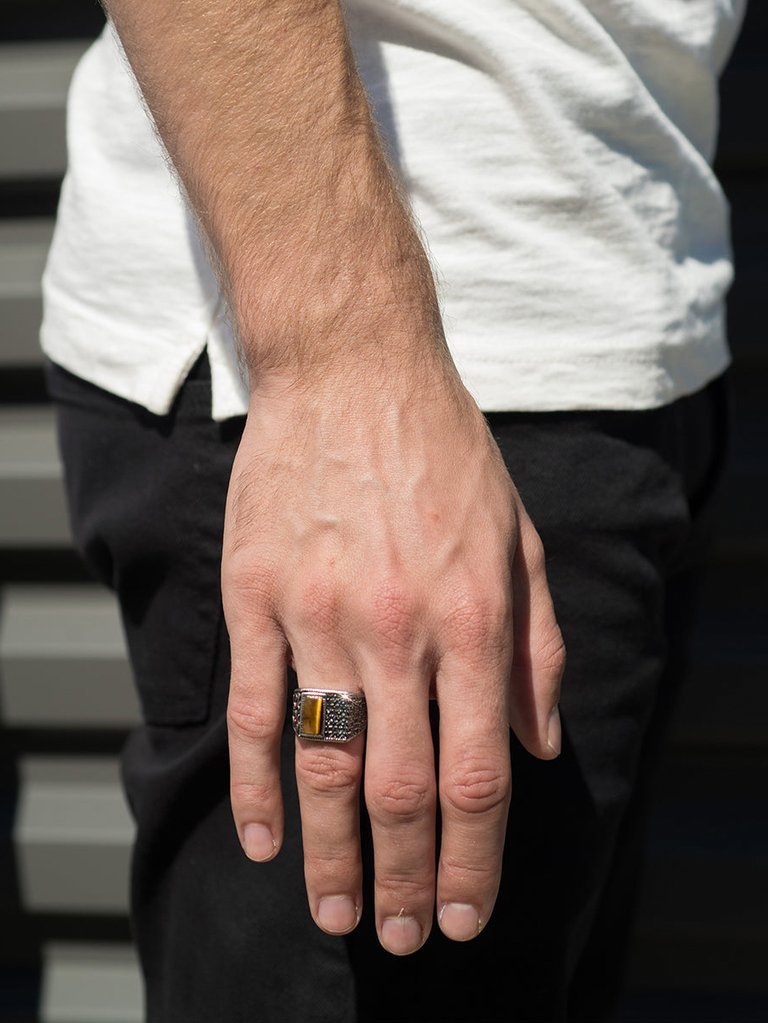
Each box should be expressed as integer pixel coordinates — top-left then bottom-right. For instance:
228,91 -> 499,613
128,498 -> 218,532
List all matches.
0,406 -> 70,547
0,218 -> 53,366
0,41 -> 91,179
40,942 -> 142,1023
0,585 -> 140,728
14,756 -> 133,915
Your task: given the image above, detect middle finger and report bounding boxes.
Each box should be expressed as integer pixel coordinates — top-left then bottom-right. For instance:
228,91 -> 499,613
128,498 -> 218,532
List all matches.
364,669 -> 437,956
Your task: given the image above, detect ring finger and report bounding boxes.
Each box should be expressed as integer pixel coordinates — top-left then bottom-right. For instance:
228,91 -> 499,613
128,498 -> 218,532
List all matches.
292,640 -> 365,936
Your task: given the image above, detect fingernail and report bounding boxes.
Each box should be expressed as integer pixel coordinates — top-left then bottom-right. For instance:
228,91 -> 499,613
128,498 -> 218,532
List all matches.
381,915 -> 423,955
317,895 -> 359,934
243,823 -> 275,861
439,902 -> 481,941
547,704 -> 562,756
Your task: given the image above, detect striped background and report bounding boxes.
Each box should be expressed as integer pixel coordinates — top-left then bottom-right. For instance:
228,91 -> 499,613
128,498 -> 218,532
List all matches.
1,2 -> 766,1020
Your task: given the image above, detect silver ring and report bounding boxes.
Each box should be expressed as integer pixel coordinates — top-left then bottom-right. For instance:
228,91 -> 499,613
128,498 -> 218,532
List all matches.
292,688 -> 367,743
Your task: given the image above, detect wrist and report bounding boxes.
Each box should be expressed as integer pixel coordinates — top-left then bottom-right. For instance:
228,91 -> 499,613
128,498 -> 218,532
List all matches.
228,161 -> 448,388
243,317 -> 455,404
242,311 -> 458,408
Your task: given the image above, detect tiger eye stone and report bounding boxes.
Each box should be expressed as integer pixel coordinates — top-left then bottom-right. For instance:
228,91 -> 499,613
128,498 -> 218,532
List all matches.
301,695 -> 324,736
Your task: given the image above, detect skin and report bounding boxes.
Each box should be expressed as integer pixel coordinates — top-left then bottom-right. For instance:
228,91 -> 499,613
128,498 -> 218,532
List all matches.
102,0 -> 566,955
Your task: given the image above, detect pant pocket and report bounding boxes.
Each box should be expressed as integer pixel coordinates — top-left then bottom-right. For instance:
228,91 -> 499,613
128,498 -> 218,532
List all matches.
47,359 -> 241,726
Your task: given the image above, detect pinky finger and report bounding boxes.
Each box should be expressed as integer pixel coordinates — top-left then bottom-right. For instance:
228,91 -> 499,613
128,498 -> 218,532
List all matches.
508,517 -> 566,759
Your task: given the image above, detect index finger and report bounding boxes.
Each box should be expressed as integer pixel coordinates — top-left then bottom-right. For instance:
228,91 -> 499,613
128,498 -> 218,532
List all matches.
225,609 -> 289,862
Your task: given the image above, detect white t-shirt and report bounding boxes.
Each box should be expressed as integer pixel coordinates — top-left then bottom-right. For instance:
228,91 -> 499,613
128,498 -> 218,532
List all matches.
40,0 -> 746,421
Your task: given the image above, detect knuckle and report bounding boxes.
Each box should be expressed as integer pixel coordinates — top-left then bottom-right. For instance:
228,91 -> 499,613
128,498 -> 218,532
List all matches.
440,852 -> 498,887
297,748 -> 359,795
230,778 -> 275,809
227,699 -> 282,742
443,757 -> 510,816
524,531 -> 547,576
367,775 -> 435,824
222,557 -> 277,608
536,627 -> 567,680
440,583 -> 510,654
376,873 -> 434,906
303,848 -> 360,881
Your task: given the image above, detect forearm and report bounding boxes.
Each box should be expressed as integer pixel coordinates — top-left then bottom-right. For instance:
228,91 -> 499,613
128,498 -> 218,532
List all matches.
102,0 -> 445,382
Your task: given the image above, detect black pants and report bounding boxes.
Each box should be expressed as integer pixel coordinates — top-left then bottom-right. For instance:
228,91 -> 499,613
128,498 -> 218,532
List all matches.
45,353 -> 729,1023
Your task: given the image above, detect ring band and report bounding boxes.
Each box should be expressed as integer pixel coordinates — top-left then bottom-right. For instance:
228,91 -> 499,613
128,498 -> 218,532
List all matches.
292,688 -> 367,743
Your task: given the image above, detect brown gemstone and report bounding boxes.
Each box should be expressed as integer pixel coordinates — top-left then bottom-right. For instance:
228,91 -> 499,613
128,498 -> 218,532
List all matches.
301,695 -> 324,736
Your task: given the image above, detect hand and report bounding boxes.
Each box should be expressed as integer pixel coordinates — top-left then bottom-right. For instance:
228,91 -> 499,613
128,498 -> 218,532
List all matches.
103,0 -> 564,944
222,350 -> 565,955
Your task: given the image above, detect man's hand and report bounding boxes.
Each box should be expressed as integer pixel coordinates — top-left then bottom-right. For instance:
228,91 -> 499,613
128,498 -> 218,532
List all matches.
222,350 -> 564,953
101,0 -> 564,954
